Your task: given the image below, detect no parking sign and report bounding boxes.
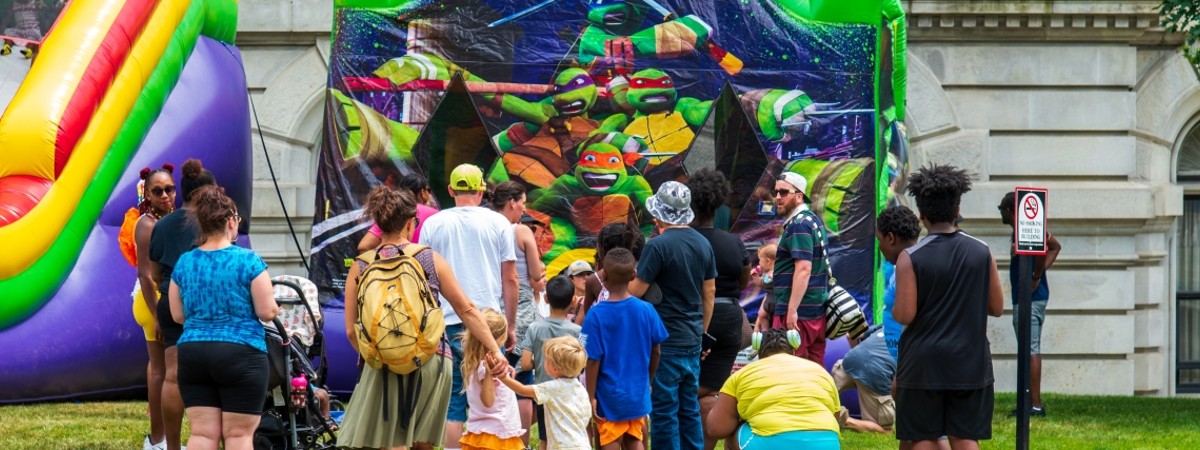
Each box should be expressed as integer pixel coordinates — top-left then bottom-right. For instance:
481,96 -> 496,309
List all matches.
1014,187 -> 1047,255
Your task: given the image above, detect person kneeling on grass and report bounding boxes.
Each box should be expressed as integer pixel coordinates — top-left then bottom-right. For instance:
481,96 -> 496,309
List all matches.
705,329 -> 842,450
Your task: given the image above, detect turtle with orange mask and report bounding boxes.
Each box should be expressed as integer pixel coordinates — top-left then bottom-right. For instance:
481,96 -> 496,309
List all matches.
528,139 -> 653,264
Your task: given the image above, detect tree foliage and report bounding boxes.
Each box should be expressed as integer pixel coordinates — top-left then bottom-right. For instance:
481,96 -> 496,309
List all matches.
1161,0 -> 1200,66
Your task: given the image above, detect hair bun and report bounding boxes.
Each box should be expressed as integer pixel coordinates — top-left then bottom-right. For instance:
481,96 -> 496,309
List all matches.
161,163 -> 175,174
181,158 -> 203,179
139,167 -> 151,180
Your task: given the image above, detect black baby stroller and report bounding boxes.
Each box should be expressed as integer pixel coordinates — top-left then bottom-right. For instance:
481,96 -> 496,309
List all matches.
254,277 -> 342,450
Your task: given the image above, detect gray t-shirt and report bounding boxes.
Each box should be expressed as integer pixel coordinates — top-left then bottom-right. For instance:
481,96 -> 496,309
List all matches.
842,326 -> 895,394
418,206 -> 516,325
518,317 -> 582,383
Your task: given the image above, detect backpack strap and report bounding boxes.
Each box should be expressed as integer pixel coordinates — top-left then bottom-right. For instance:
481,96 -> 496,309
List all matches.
400,243 -> 429,258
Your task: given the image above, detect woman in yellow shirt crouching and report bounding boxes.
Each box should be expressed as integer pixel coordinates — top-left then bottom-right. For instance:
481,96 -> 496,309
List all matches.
706,328 -> 842,449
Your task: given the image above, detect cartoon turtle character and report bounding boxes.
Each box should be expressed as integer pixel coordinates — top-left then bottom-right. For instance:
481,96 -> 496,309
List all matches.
528,140 -> 653,263
490,0 -> 741,76
490,68 -> 604,188
596,68 -> 712,166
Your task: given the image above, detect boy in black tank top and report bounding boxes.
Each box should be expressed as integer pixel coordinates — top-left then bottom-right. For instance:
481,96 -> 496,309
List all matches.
892,164 -> 1004,448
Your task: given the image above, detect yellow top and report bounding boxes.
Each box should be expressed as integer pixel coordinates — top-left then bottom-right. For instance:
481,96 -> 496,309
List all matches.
720,353 -> 841,436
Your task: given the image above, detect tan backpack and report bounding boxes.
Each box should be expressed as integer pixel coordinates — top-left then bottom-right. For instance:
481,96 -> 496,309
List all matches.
354,244 -> 444,375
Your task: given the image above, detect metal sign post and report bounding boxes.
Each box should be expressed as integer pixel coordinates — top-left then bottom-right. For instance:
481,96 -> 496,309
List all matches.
1013,187 -> 1047,450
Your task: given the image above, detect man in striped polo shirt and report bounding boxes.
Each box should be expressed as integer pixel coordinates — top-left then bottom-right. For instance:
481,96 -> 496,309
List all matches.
770,172 -> 829,364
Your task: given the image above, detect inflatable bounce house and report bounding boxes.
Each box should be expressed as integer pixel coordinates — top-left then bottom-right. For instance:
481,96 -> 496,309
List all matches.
313,0 -> 909,398
0,0 -> 908,406
0,0 -> 252,403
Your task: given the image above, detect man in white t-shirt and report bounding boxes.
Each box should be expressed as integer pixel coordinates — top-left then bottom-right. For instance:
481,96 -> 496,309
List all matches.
419,163 -> 518,449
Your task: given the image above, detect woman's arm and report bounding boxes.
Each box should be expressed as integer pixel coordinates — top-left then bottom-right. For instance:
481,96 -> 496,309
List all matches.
134,217 -> 162,320
705,393 -> 741,439
575,275 -> 602,326
343,262 -> 362,348
892,251 -> 917,325
516,225 -> 546,292
356,232 -> 381,254
987,254 -> 1004,317
168,281 -> 185,325
435,251 -> 504,360
479,370 -> 496,408
250,271 -> 279,322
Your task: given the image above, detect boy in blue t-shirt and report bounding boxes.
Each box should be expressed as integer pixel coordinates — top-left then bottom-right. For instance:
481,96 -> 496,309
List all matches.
583,248 -> 669,450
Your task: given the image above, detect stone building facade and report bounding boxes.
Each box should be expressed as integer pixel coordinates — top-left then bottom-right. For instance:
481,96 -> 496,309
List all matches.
238,0 -> 1198,395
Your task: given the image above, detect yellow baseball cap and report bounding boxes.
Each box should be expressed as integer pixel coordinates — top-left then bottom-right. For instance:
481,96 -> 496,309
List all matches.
449,164 -> 486,191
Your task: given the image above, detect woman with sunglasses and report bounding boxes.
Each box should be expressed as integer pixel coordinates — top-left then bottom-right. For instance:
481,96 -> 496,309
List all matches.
148,158 -> 216,450
130,163 -> 175,450
169,185 -> 278,450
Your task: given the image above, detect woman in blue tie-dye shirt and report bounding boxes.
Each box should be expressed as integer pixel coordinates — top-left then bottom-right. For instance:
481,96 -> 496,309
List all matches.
168,185 -> 278,450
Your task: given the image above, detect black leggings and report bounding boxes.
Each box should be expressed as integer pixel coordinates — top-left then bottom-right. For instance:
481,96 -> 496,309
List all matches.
178,342 -> 268,415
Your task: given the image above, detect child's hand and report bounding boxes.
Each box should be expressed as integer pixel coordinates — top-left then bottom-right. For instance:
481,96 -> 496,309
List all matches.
591,398 -> 600,420
485,351 -> 509,378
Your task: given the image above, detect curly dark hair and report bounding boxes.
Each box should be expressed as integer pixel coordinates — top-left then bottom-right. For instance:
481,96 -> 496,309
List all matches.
877,205 -> 921,241
686,168 -> 730,224
365,185 -> 417,235
398,172 -> 431,196
595,222 -> 645,268
905,164 -> 971,224
757,329 -> 797,358
189,185 -> 237,240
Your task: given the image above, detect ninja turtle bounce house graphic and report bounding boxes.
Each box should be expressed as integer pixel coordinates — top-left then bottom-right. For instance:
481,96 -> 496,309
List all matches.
313,0 -> 909,322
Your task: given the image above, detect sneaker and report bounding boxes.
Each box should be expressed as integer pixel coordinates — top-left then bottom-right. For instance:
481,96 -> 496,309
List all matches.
143,436 -> 166,450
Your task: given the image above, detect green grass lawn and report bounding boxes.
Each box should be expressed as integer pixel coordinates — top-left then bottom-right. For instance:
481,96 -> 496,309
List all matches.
2,393 -> 1199,449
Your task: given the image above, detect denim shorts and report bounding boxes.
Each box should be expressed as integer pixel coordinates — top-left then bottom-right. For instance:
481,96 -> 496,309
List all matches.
1011,300 -> 1047,355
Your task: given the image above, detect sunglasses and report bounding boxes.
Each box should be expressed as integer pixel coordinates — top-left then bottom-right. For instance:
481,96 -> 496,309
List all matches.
773,189 -> 798,198
150,185 -> 176,197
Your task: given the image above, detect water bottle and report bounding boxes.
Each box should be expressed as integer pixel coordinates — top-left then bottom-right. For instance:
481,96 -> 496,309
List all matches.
290,374 -> 307,409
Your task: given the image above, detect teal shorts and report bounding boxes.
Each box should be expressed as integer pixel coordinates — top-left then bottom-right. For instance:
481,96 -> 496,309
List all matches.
1011,300 -> 1047,355
737,423 -> 840,450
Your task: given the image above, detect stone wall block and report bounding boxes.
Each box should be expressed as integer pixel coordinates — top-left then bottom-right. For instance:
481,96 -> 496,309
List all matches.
915,44 -> 1135,86
988,313 -> 1134,355
989,135 -> 1134,177
906,49 -> 959,137
910,130 -> 987,178
948,89 -> 1133,131
993,359 -> 1133,395
998,270 -> 1134,311
1136,55 -> 1200,138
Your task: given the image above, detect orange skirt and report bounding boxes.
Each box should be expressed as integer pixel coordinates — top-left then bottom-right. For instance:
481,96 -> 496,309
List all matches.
596,416 -> 646,446
461,432 -> 525,450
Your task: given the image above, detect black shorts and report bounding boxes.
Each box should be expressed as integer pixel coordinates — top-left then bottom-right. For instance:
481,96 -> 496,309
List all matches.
895,385 -> 994,441
178,342 -> 269,415
699,301 -> 745,391
536,404 -> 547,441
156,294 -> 183,347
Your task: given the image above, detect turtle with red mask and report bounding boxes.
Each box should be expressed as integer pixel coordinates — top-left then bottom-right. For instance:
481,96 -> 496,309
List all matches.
596,68 -> 713,167
528,140 -> 653,263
